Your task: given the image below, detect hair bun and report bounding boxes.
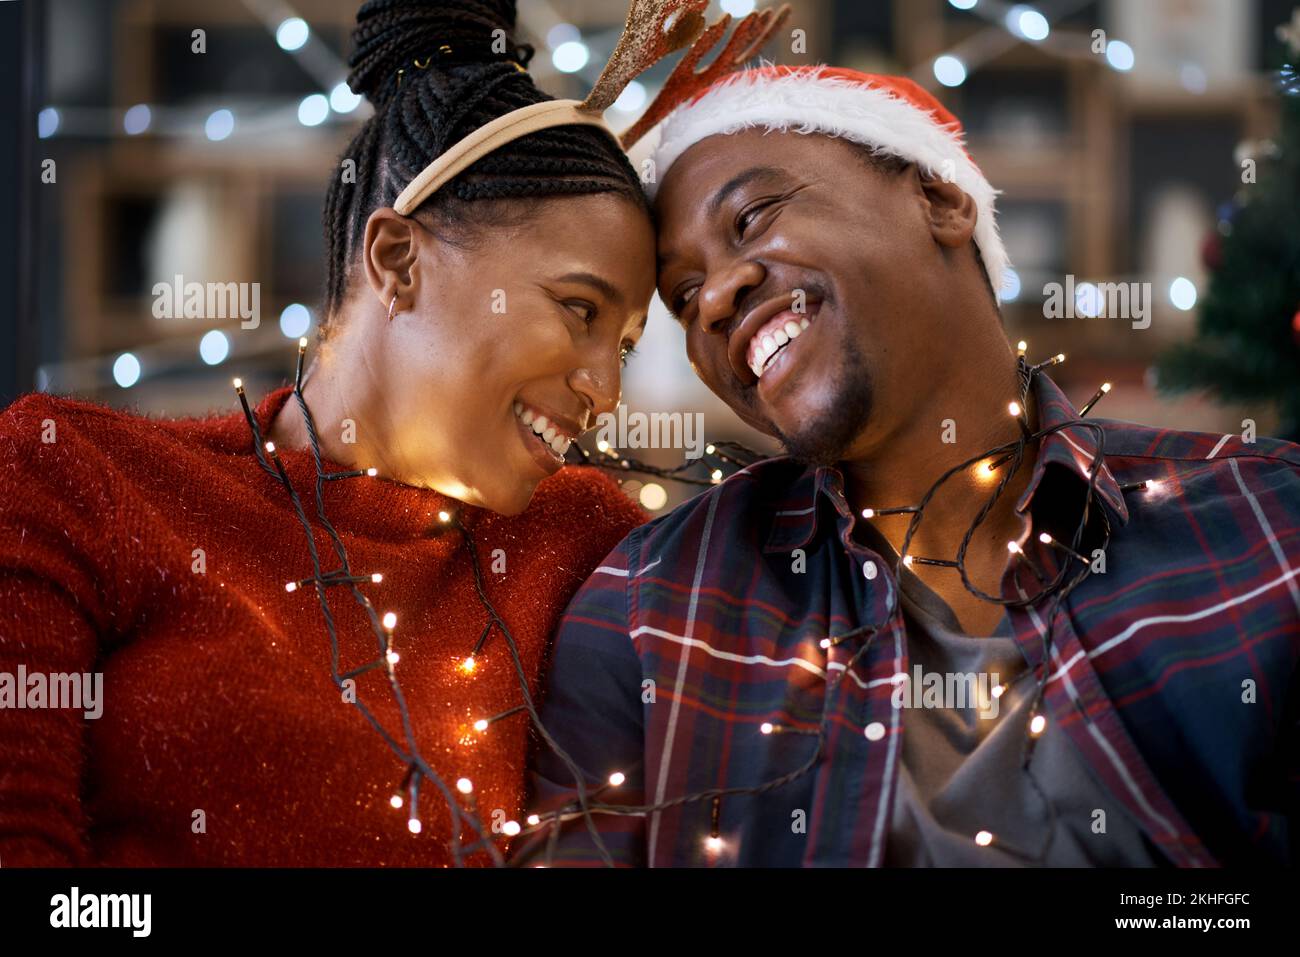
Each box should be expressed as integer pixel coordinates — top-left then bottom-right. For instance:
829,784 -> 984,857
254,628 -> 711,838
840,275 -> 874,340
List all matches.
348,0 -> 532,111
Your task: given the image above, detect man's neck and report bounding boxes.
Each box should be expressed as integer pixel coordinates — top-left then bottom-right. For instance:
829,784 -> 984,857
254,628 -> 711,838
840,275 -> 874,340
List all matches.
838,351 -> 1037,582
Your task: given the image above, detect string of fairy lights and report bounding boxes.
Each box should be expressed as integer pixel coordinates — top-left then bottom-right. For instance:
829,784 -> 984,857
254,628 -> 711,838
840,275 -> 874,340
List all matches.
236,334 -> 1145,865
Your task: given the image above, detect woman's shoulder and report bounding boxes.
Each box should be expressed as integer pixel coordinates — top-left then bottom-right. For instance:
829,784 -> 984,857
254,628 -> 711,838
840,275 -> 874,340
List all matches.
0,391 -> 249,496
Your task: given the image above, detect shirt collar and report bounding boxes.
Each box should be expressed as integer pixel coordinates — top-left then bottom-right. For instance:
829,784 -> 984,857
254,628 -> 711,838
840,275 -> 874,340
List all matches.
763,372 -> 1129,554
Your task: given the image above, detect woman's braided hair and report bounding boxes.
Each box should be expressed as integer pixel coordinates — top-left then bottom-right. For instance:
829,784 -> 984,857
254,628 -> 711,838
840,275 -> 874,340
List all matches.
322,0 -> 648,321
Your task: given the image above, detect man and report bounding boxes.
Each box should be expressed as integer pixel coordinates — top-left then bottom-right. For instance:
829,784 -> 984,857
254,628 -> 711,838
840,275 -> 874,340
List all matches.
522,66 -> 1300,867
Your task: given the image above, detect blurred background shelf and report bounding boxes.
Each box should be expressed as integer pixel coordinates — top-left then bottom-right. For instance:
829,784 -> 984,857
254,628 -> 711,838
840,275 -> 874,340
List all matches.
6,0 -> 1298,510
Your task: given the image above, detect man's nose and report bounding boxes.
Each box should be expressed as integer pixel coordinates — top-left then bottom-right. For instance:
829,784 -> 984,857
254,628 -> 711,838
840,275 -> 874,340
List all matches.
697,258 -> 766,336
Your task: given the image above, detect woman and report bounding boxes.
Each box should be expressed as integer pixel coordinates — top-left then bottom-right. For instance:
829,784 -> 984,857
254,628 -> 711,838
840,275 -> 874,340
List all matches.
0,0 -> 654,866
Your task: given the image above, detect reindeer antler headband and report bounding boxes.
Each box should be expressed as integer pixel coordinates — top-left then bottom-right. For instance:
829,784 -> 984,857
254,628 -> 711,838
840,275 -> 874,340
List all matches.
392,0 -> 789,217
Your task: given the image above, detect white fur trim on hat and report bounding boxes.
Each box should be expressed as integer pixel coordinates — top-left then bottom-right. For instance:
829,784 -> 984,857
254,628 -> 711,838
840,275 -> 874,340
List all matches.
643,67 -> 1009,294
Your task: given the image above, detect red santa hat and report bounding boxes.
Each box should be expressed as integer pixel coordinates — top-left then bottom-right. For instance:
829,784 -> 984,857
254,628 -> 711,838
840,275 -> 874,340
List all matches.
636,64 -> 1009,295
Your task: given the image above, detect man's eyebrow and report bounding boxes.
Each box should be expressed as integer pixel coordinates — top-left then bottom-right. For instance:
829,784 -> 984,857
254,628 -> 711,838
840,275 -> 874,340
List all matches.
553,271 -> 623,307
708,165 -> 786,217
658,166 -> 788,274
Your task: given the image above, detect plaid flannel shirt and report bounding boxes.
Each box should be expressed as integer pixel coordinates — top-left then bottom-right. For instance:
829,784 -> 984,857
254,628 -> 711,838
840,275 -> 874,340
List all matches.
526,374 -> 1300,867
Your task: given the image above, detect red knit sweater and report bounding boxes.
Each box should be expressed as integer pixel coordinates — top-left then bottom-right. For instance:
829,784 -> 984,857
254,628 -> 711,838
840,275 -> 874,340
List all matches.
0,386 -> 645,866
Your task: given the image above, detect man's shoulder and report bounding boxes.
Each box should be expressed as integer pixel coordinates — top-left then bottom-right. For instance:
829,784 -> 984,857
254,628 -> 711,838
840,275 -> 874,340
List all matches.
1096,415 -> 1300,471
627,455 -> 811,553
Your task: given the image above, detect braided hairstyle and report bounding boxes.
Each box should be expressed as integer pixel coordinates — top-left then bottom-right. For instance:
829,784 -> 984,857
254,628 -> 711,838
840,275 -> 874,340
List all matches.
322,0 -> 648,323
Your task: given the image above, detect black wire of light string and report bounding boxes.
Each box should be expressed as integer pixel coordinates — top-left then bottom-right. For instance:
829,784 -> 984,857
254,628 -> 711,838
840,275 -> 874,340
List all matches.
238,342 -> 629,866
511,351 -> 1126,865
239,340 -> 1121,867
236,349 -> 506,867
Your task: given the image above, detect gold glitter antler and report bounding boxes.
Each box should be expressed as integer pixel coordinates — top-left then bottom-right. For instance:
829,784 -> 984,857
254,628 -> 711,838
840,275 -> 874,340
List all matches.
620,3 -> 791,149
581,0 -> 711,114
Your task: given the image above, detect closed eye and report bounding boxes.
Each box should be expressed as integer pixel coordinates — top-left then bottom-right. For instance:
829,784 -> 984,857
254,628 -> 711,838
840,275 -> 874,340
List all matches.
736,197 -> 778,237
672,285 -> 699,316
565,300 -> 596,323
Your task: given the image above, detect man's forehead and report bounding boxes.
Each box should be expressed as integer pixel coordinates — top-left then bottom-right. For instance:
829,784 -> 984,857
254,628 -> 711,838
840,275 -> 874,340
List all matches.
655,131 -> 795,208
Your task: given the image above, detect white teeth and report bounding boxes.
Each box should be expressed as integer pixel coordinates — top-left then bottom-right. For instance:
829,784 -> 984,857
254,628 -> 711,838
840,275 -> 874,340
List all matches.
800,318 -> 810,330
542,426 -> 558,443
513,402 -> 522,415
761,334 -> 776,355
784,321 -> 801,338
773,329 -> 789,347
520,408 -> 534,426
531,415 -> 549,435
550,434 -> 570,455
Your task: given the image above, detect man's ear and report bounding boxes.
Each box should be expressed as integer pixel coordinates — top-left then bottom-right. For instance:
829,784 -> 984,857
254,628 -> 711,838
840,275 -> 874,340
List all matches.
362,207 -> 423,311
917,169 -> 978,250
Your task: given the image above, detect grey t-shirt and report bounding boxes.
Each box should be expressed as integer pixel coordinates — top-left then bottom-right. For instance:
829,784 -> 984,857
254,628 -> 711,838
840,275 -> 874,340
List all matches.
881,567 -> 1168,867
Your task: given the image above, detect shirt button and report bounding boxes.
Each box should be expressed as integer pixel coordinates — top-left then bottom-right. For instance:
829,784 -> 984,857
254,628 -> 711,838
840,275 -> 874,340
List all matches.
864,722 -> 886,741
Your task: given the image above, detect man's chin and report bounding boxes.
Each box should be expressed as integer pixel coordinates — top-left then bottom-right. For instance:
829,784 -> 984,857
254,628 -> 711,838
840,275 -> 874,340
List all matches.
768,370 -> 873,467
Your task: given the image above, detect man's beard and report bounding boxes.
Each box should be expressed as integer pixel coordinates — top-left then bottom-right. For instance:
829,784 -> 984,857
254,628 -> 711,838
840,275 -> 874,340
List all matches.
770,338 -> 873,466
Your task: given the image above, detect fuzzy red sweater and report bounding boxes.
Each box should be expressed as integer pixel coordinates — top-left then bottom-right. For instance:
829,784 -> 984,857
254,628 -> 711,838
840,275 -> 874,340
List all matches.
0,386 -> 645,866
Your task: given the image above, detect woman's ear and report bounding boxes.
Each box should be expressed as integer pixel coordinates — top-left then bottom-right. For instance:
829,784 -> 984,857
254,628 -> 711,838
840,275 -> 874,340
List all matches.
362,207 -> 422,312
917,169 -> 978,250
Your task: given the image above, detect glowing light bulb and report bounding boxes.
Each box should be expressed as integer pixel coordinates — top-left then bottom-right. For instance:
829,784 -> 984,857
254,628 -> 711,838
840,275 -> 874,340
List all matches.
527,814 -> 540,827
456,777 -> 473,795
503,820 -> 521,836
371,573 -> 383,583
382,612 -> 397,631
438,510 -> 451,523
1016,340 -> 1027,356
710,469 -> 723,483
861,508 -> 875,518
975,830 -> 994,846
265,441 -> 276,453
285,581 -> 297,592
232,377 -> 243,389
1039,532 -> 1053,544
1146,479 -> 1162,492
461,657 -> 477,674
386,649 -> 400,665
390,794 -> 403,809
760,722 -> 774,735
1008,401 -> 1022,417
1101,382 -> 1112,393
819,638 -> 831,649
1030,714 -> 1047,735
991,684 -> 1005,698
609,772 -> 626,787
408,817 -> 422,834
706,835 -> 723,852
473,718 -> 489,732
706,444 -> 716,455
902,555 -> 914,567
366,467 -> 378,477
596,439 -> 610,453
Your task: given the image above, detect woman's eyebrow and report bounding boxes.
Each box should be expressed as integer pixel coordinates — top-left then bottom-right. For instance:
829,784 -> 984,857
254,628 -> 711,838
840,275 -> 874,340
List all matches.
552,271 -> 623,307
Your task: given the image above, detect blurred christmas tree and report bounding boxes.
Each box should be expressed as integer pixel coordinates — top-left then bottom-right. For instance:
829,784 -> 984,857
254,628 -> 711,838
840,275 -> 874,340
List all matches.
1156,9 -> 1300,441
